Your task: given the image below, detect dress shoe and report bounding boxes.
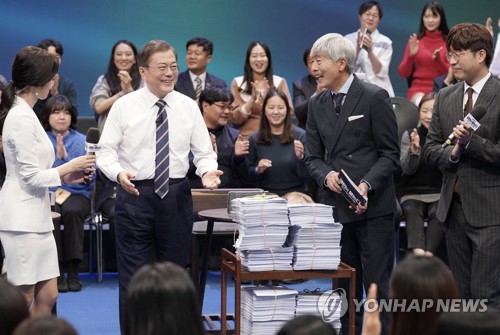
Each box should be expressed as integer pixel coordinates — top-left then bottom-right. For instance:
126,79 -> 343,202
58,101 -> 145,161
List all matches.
57,276 -> 69,293
67,278 -> 82,292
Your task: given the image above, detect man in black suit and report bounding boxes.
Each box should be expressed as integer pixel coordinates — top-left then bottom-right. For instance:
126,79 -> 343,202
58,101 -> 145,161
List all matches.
292,47 -> 320,129
305,33 -> 399,335
174,37 -> 226,100
424,23 -> 500,311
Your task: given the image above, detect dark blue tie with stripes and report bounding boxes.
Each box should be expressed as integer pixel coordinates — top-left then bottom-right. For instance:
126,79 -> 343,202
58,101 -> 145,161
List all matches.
155,99 -> 169,198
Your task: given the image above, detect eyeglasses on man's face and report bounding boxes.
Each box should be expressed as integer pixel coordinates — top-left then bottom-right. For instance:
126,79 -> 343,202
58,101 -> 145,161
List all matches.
445,50 -> 474,61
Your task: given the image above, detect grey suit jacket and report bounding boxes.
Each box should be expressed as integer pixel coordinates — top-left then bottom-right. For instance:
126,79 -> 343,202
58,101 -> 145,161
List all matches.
305,76 -> 399,223
174,70 -> 227,99
424,76 -> 500,227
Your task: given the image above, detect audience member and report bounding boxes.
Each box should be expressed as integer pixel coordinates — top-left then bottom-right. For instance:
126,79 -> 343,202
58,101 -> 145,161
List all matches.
293,47 -> 320,129
305,33 -> 399,335
435,310 -> 500,335
397,92 -> 444,256
345,1 -> 395,97
424,22 -> 500,311
397,1 -> 449,105
125,262 -> 204,335
90,39 -> 143,132
432,66 -> 457,92
34,39 -> 78,119
96,40 -> 221,331
175,37 -> 226,100
247,89 -> 307,196
230,41 -> 293,139
41,95 -> 93,293
486,17 -> 500,77
187,86 -> 248,188
13,316 -> 78,335
277,315 -> 337,335
0,46 -> 94,316
0,277 -> 29,335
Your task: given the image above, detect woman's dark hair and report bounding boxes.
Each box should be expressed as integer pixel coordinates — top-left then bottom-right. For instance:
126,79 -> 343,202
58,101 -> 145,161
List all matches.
277,315 -> 337,335
198,86 -> 234,113
104,40 -> 141,96
240,41 -> 275,95
418,92 -> 437,109
435,310 -> 500,335
125,262 -> 204,335
256,88 -> 294,144
40,94 -> 78,131
417,1 -> 449,39
13,316 -> 77,335
358,1 -> 383,19
389,255 -> 458,335
0,46 -> 59,135
0,278 -> 29,335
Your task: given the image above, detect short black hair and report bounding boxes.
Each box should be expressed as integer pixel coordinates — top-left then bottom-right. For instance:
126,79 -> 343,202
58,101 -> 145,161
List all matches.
186,37 -> 213,55
198,86 -> 234,112
358,1 -> 383,19
36,39 -> 64,57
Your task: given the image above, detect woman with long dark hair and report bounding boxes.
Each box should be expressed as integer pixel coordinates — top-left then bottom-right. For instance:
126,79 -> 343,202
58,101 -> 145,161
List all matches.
0,46 -> 94,316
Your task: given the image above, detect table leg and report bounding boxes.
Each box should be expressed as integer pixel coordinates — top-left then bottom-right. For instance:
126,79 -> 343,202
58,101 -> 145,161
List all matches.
221,265 -> 227,335
198,218 -> 215,310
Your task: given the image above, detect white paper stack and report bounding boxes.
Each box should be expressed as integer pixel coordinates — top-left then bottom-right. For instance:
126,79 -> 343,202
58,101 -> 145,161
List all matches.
287,203 -> 343,270
237,247 -> 294,271
241,286 -> 298,335
296,290 -> 342,331
231,195 -> 292,270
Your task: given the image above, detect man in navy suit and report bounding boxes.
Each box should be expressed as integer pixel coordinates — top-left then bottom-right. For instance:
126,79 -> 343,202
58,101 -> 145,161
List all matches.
293,47 -> 320,129
174,37 -> 226,100
305,33 -> 399,335
424,23 -> 500,311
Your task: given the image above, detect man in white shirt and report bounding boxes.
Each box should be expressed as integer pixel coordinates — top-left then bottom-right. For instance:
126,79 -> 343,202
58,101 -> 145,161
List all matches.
97,39 -> 222,332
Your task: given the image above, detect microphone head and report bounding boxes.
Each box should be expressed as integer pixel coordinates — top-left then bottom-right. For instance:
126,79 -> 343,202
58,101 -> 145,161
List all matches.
470,105 -> 487,120
86,127 -> 100,144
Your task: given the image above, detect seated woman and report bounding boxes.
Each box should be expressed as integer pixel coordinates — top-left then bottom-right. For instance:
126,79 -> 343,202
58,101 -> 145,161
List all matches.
397,92 -> 444,257
230,41 -> 293,139
126,262 -> 204,335
41,95 -> 93,293
247,89 -> 307,196
89,39 -> 143,132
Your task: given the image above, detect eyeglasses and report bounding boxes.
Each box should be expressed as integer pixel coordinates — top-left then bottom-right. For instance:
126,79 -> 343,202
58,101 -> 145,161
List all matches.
143,63 -> 179,73
213,103 -> 238,111
446,51 -> 474,61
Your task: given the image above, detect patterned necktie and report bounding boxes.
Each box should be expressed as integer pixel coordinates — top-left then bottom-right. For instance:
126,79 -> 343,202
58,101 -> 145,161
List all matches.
464,87 -> 474,116
332,93 -> 346,116
155,100 -> 170,199
194,77 -> 202,99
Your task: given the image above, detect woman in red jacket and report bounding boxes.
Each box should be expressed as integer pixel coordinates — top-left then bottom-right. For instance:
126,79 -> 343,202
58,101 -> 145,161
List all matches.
398,1 -> 450,105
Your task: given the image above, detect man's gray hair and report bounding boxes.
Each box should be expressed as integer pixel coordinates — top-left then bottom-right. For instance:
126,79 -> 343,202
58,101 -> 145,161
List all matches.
310,33 -> 356,73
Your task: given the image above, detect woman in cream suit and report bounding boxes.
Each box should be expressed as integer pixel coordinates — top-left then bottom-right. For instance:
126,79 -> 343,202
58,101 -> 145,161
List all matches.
0,46 -> 95,316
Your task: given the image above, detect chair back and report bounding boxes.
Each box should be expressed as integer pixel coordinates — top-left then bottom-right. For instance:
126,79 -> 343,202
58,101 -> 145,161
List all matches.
390,97 -> 420,141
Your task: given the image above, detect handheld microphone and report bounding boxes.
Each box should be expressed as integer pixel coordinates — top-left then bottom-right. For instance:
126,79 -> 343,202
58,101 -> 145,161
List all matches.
84,127 -> 101,183
441,105 -> 486,148
360,28 -> 372,51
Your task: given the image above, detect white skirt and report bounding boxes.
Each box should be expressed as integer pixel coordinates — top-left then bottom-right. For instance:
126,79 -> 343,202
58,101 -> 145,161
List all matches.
0,231 -> 59,286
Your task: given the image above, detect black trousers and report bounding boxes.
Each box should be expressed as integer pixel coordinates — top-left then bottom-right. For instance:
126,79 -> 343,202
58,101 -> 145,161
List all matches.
115,178 -> 193,333
339,214 -> 395,335
53,194 -> 90,264
401,199 -> 444,253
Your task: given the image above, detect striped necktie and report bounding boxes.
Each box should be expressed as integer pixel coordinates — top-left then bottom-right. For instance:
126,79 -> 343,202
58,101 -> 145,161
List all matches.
155,100 -> 170,198
194,77 -> 202,99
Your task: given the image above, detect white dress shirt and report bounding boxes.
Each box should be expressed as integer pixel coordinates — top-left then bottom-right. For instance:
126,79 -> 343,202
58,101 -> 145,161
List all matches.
189,71 -> 206,90
345,29 -> 395,97
97,86 -> 217,182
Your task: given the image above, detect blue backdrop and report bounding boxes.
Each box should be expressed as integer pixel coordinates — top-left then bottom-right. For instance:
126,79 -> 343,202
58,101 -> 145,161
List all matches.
0,0 -> 496,116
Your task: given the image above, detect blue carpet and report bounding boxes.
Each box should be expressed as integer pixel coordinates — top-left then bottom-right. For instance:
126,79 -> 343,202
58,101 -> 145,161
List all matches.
57,271 -> 332,335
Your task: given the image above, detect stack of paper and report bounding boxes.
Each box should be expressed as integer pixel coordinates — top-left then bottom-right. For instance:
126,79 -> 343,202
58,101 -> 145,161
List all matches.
287,203 -> 343,270
296,290 -> 342,331
241,286 -> 297,335
231,195 -> 292,270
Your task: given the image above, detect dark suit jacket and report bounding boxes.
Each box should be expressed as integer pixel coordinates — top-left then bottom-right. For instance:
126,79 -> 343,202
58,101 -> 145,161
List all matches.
424,76 -> 500,226
174,70 -> 227,99
293,74 -> 317,128
305,76 -> 399,223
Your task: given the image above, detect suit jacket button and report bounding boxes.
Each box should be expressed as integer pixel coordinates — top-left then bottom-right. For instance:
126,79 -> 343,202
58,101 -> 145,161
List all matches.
348,154 -> 353,159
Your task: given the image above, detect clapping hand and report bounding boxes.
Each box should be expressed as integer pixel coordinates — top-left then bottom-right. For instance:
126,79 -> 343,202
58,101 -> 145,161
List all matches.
410,128 -> 420,154
56,134 -> 67,160
361,284 -> 381,335
256,159 -> 272,174
294,140 -> 304,160
408,34 -> 419,56
210,134 -> 218,154
118,70 -> 133,94
234,134 -> 249,156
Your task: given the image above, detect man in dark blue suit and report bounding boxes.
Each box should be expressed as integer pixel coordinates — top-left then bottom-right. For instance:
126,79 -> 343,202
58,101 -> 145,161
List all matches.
293,47 -> 320,129
305,33 -> 399,335
174,37 -> 226,100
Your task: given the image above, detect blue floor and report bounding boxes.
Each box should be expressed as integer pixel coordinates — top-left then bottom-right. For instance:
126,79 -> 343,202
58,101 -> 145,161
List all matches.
57,271 -> 333,335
